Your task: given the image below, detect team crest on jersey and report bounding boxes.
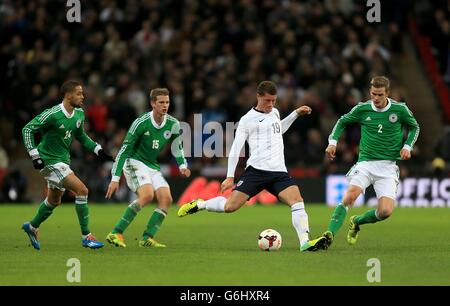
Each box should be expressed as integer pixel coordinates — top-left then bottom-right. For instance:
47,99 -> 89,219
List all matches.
76,119 -> 81,128
389,113 -> 398,123
163,130 -> 172,139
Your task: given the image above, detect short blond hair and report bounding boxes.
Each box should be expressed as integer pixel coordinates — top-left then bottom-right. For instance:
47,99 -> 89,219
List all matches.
370,76 -> 390,91
150,88 -> 169,101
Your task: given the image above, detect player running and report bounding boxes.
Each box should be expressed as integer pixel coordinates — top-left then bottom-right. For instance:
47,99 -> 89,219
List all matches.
105,88 -> 190,248
178,81 -> 327,252
318,76 -> 420,249
21,80 -> 114,250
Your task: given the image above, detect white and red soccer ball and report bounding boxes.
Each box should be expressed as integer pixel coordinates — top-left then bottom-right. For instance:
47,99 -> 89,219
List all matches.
258,229 -> 282,251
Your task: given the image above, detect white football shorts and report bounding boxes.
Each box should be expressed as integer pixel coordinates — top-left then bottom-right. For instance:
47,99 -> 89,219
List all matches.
123,158 -> 169,192
346,160 -> 399,200
40,162 -> 73,191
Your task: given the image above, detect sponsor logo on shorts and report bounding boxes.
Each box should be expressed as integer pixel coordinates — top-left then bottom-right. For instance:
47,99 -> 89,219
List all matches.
237,180 -> 243,187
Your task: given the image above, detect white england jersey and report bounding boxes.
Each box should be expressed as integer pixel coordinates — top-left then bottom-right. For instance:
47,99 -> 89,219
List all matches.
227,107 -> 299,177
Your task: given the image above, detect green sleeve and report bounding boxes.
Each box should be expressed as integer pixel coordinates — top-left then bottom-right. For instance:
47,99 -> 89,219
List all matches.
22,109 -> 54,155
111,120 -> 142,178
170,121 -> 187,168
329,104 -> 361,144
401,104 -> 420,149
74,117 -> 98,152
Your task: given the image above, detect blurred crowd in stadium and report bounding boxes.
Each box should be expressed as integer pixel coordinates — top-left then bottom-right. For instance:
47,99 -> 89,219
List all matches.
0,0 -> 449,202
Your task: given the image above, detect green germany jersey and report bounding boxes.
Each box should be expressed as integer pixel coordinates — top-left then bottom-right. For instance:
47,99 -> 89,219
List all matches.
22,103 -> 99,165
111,111 -> 187,179
329,99 -> 420,161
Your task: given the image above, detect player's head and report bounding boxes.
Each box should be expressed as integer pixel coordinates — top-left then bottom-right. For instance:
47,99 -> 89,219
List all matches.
150,88 -> 170,115
256,81 -> 277,113
61,80 -> 84,107
369,76 -> 390,109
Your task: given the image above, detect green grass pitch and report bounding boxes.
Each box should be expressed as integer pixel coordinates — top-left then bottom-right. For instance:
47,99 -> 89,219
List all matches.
1,204 -> 449,285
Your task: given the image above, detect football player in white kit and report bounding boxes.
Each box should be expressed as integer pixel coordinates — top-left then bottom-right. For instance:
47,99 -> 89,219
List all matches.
178,81 -> 327,252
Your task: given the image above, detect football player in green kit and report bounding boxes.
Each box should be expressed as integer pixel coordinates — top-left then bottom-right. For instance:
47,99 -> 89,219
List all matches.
319,76 -> 420,249
105,88 -> 190,248
22,80 -> 114,250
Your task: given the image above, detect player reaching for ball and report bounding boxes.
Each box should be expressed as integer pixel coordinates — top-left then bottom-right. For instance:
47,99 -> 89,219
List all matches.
316,76 -> 420,249
178,81 -> 327,252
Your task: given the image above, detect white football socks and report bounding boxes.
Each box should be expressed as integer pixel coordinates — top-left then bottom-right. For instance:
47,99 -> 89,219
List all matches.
200,196 -> 226,212
291,202 -> 310,246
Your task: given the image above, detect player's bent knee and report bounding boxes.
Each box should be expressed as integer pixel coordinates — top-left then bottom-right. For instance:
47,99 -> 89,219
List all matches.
166,196 -> 173,205
158,197 -> 172,209
139,195 -> 154,205
343,194 -> 359,206
77,186 -> 89,197
287,196 -> 303,204
377,208 -> 393,219
224,204 -> 238,213
48,199 -> 61,206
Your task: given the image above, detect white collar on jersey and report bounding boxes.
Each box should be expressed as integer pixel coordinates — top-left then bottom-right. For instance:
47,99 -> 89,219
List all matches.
60,102 -> 75,118
150,111 -> 167,129
370,98 -> 392,112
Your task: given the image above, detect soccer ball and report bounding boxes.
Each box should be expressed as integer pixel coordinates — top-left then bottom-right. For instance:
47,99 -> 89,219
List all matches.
258,229 -> 282,251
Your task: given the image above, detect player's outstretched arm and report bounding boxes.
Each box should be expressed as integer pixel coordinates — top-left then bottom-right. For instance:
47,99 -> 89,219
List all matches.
295,105 -> 312,115
281,106 -> 312,134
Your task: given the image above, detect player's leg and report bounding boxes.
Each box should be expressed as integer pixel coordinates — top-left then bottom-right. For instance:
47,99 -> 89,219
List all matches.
29,186 -> 63,228
354,197 -> 394,226
108,159 -> 155,247
277,185 -> 326,252
328,184 -> 363,235
22,165 -> 67,250
22,187 -> 63,250
178,190 -> 249,216
178,167 -> 262,217
319,163 -> 371,248
223,190 -> 250,212
107,184 -> 154,247
140,171 -> 171,247
208,167 -> 259,213
348,162 -> 398,245
317,184 -> 364,248
63,173 -> 103,249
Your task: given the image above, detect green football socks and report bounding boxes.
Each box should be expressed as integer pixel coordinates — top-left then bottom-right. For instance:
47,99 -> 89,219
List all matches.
30,199 -> 56,228
112,201 -> 141,234
143,208 -> 166,240
354,209 -> 382,225
327,203 -> 348,235
75,196 -> 90,235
